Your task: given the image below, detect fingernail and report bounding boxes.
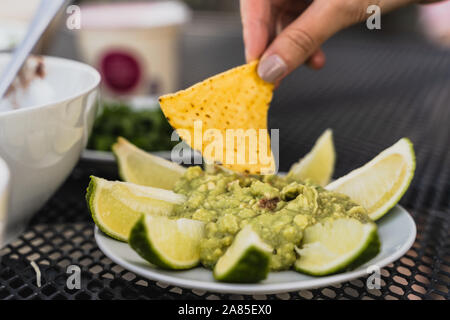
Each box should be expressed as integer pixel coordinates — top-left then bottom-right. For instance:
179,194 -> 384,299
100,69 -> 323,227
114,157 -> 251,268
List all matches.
257,54 -> 287,83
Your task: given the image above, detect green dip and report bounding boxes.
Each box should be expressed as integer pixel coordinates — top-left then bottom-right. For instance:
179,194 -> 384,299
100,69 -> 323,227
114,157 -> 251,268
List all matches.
172,166 -> 370,271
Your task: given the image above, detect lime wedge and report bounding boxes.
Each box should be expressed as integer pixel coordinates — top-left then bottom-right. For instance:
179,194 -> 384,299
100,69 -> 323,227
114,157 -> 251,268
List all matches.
326,138 -> 415,221
213,225 -> 272,283
129,215 -> 205,270
287,129 -> 335,186
86,176 -> 185,241
295,218 -> 380,276
112,137 -> 185,189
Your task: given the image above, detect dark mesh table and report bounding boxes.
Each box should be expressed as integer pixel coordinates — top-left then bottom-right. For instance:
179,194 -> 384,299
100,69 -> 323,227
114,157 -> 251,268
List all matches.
1,31 -> 449,300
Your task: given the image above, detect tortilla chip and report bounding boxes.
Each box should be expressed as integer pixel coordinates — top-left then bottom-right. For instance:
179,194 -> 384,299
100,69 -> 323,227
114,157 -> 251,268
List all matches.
159,61 -> 276,174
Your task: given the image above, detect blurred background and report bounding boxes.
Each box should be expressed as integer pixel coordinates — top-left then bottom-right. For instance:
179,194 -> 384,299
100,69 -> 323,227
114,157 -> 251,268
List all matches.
1,0 -> 449,169
1,0 -> 449,301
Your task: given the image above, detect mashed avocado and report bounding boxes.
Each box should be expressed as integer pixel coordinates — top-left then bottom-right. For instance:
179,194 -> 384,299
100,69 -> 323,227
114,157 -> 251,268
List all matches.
172,166 -> 370,271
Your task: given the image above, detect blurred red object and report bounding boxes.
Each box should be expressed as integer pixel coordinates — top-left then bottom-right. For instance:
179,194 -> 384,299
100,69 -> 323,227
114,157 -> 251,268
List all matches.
419,0 -> 450,46
100,50 -> 141,94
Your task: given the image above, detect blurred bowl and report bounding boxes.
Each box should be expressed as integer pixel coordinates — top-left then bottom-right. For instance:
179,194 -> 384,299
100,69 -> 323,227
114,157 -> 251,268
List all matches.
0,0 -> 63,54
0,20 -> 27,52
0,54 -> 101,245
0,156 -> 10,247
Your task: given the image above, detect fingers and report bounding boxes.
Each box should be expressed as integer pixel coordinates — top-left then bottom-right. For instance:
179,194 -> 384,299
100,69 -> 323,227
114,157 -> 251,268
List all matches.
240,0 -> 272,62
379,0 -> 421,12
275,1 -> 309,33
305,48 -> 326,70
257,1 -> 354,82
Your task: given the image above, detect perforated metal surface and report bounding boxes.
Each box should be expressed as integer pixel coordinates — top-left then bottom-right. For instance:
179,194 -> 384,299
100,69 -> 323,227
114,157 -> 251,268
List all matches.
1,31 -> 449,300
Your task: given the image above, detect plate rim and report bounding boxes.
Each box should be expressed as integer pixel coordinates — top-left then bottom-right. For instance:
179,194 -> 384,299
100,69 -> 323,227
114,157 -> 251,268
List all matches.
81,149 -> 172,162
94,205 -> 416,295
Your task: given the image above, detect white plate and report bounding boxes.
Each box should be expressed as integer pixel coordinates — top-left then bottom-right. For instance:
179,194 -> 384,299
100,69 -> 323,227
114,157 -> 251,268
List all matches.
81,149 -> 172,162
95,205 -> 416,295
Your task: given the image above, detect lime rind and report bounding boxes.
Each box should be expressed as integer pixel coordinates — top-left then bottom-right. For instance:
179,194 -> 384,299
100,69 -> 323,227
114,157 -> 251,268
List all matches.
369,138 -> 415,220
87,176 -> 134,242
372,139 -> 415,220
129,215 -> 205,270
294,219 -> 380,276
129,215 -> 178,269
344,229 -> 380,271
213,225 -> 272,283
112,137 -> 185,189
287,129 -> 335,186
214,247 -> 271,283
86,176 -> 185,242
326,138 -> 415,221
86,176 -> 128,242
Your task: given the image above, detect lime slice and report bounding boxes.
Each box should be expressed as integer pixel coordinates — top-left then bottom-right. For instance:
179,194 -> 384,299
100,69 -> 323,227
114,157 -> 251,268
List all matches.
295,218 -> 380,276
287,129 -> 335,186
326,138 -> 415,221
129,215 -> 205,270
86,176 -> 185,242
213,225 -> 272,283
112,137 -> 185,189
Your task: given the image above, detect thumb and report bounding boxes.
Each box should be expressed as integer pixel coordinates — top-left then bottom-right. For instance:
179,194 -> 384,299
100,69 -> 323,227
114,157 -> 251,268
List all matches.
257,1 -> 349,83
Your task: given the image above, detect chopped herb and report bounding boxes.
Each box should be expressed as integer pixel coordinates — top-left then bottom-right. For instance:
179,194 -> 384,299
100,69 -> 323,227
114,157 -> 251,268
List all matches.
87,101 -> 177,152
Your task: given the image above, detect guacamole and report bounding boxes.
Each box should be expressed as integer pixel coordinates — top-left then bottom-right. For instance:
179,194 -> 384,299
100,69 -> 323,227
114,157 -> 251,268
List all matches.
172,166 -> 370,271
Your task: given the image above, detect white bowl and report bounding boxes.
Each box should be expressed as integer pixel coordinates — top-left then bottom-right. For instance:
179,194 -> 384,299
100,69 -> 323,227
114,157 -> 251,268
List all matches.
0,156 -> 10,247
0,54 -> 101,245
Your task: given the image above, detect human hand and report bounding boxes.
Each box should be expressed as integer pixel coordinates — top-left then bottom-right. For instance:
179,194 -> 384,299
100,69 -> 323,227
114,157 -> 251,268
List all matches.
241,0 -> 421,83
420,0 -> 450,46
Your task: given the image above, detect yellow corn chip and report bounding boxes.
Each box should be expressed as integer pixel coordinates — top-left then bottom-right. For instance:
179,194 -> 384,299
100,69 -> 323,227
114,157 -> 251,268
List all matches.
159,61 -> 276,174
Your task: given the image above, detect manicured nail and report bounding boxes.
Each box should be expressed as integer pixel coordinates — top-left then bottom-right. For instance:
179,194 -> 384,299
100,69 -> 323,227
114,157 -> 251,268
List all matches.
257,54 -> 287,83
